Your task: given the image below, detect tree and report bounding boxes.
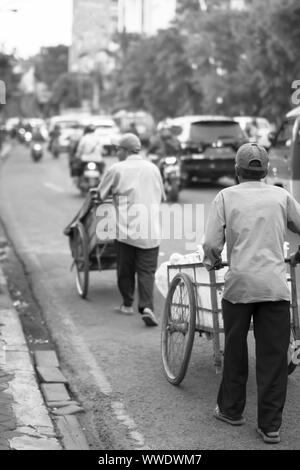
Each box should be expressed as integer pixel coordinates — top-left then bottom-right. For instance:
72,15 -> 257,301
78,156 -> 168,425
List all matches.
34,45 -> 69,89
108,0 -> 300,122
0,52 -> 21,116
110,28 -> 201,120
51,72 -> 93,112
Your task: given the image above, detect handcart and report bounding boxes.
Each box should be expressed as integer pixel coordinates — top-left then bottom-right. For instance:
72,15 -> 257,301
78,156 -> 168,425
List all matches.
161,257 -> 300,385
64,192 -> 117,298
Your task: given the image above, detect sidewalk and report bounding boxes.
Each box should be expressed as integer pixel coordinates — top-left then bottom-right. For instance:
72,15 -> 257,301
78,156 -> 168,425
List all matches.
0,265 -> 62,450
0,261 -> 90,450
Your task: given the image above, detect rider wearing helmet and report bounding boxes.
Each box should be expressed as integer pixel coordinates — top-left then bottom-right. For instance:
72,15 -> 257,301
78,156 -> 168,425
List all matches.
147,127 -> 181,158
70,124 -> 104,178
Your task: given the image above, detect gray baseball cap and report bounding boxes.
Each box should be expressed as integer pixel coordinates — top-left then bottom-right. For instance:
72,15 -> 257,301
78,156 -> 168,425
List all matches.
115,133 -> 142,153
236,143 -> 269,171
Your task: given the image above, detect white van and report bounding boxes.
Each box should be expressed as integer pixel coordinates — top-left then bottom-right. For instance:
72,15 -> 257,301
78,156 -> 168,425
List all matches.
234,116 -> 272,148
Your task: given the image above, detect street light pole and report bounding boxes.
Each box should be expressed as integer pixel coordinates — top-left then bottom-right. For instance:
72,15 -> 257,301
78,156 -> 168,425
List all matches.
141,0 -> 145,33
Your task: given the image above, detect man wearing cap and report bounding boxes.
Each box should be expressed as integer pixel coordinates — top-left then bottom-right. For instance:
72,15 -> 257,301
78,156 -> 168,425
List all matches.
203,143 -> 300,443
97,133 -> 165,327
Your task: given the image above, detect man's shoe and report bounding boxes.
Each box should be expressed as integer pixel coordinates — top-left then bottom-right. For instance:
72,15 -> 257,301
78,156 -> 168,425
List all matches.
114,305 -> 134,315
141,308 -> 159,327
214,405 -> 246,426
256,428 -> 280,444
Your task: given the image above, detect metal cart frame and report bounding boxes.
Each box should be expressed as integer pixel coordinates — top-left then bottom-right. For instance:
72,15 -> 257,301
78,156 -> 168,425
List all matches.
161,260 -> 300,385
67,195 -> 117,298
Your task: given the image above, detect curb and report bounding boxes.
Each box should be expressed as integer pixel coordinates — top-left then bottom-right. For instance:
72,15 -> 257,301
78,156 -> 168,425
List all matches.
0,264 -> 89,450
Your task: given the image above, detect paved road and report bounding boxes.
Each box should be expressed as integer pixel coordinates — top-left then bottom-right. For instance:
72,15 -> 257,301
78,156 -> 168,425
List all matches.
0,142 -> 300,450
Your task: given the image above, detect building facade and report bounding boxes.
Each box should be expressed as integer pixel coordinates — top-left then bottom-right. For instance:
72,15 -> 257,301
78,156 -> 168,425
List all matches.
118,0 -> 177,35
69,0 -> 118,73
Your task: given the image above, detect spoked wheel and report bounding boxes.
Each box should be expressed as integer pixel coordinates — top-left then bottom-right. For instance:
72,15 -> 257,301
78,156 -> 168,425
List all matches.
161,272 -> 196,385
287,326 -> 300,375
74,223 -> 89,298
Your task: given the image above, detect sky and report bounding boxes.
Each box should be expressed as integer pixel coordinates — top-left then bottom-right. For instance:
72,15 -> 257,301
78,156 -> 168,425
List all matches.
0,0 -> 73,57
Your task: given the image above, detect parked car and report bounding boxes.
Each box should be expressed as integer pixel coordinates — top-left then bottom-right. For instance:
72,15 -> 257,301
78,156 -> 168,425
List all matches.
234,116 -> 272,149
167,115 -> 248,185
265,106 -> 300,195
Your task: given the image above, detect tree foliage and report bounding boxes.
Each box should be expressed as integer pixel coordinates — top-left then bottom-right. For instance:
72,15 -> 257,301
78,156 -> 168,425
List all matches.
0,53 -> 21,101
51,72 -> 93,111
34,45 -> 69,89
110,0 -> 300,123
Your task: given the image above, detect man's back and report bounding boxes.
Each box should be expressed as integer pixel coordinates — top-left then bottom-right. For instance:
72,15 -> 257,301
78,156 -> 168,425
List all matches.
204,181 -> 300,303
99,155 -> 165,248
77,132 -> 102,160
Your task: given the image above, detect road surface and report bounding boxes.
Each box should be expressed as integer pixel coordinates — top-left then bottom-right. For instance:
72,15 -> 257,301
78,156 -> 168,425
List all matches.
0,142 -> 300,450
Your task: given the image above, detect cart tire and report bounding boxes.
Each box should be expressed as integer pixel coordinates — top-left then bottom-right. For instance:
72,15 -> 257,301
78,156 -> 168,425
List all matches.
287,326 -> 299,375
161,272 -> 196,385
74,223 -> 89,298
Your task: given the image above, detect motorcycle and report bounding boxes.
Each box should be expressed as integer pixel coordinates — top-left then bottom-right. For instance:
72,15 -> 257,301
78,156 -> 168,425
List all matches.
149,154 -> 181,202
24,130 -> 33,146
74,159 -> 104,196
30,142 -> 43,162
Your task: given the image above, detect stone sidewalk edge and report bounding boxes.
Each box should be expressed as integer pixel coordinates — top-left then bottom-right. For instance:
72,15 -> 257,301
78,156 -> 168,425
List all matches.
0,264 -> 62,450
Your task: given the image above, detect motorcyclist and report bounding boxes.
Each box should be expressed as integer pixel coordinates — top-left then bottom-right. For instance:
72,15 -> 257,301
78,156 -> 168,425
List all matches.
48,123 -> 61,152
147,127 -> 181,174
148,127 -> 181,155
71,124 -> 105,179
31,126 -> 46,143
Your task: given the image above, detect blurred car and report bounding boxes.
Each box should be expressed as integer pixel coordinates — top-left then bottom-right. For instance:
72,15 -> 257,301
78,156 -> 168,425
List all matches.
167,115 -> 248,184
113,110 -> 155,146
5,117 -> 20,136
265,105 -> 300,193
234,116 -> 272,149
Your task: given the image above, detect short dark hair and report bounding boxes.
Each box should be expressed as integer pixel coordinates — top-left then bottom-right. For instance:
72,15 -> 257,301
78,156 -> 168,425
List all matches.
237,159 -> 267,180
238,168 -> 266,180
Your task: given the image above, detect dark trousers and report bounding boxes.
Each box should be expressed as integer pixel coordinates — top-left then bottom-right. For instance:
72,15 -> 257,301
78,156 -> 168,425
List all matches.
218,299 -> 290,432
116,241 -> 159,313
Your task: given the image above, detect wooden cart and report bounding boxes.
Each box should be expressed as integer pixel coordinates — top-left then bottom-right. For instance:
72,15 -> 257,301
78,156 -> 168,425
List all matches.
65,194 -> 117,298
161,260 -> 300,385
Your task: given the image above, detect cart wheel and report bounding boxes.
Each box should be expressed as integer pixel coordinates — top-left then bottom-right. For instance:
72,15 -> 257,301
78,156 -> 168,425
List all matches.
287,326 -> 300,375
161,272 -> 196,385
74,223 -> 89,298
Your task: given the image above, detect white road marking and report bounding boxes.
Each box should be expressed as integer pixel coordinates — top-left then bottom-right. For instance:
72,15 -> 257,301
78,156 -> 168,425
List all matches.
44,182 -> 65,193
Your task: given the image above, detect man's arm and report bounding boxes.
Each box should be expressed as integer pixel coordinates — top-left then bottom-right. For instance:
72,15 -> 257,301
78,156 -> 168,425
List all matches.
202,192 -> 226,270
287,193 -> 300,234
76,137 -> 84,159
97,166 -> 116,201
153,165 -> 166,202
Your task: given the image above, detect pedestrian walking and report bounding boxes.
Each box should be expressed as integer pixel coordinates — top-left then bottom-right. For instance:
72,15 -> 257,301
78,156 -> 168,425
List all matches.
203,142 -> 300,444
97,133 -> 165,327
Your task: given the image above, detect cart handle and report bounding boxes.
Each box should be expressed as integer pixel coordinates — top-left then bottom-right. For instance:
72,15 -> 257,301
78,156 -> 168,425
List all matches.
219,245 -> 300,268
289,245 -> 300,266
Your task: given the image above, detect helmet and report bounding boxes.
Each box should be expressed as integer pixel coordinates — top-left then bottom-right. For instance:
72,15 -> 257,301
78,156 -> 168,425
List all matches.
160,128 -> 172,139
84,124 -> 95,134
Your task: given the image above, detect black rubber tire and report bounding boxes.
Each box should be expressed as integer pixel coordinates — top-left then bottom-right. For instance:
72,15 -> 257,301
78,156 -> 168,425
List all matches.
75,223 -> 89,298
161,272 -> 196,385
